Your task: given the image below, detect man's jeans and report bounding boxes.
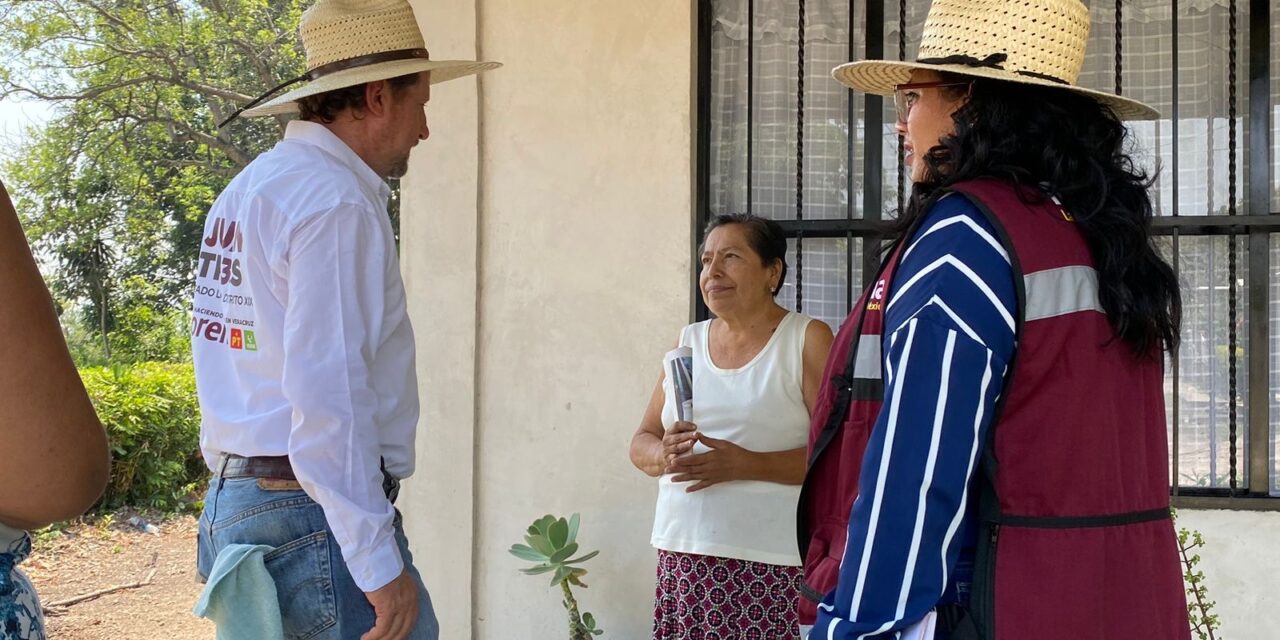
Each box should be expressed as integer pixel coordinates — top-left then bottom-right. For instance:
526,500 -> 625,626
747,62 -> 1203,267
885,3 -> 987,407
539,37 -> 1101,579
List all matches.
197,477 -> 438,640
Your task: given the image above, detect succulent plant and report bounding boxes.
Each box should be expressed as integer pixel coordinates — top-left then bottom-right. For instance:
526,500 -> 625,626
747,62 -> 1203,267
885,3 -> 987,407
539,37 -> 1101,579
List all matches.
509,513 -> 603,638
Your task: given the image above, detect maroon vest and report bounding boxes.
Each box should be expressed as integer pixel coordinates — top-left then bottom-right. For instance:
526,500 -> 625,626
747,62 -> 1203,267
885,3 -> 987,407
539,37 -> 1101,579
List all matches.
797,178 -> 1189,638
795,228 -> 905,624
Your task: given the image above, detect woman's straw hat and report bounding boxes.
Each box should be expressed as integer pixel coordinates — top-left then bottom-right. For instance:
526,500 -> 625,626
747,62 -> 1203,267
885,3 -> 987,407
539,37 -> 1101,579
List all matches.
832,0 -> 1158,120
225,0 -> 500,124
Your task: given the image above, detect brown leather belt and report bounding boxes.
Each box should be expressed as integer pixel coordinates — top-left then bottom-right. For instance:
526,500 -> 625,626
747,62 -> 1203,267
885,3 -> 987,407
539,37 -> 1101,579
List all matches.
217,454 -> 400,504
219,454 -> 296,480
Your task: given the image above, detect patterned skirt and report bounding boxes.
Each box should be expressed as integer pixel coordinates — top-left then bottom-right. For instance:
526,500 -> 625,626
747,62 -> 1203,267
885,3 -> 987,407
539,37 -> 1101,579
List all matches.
0,532 -> 44,640
652,549 -> 802,640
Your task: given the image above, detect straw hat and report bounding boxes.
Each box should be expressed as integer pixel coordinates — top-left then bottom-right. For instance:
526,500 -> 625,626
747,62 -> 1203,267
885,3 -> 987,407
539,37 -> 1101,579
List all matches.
224,0 -> 500,124
832,0 -> 1158,120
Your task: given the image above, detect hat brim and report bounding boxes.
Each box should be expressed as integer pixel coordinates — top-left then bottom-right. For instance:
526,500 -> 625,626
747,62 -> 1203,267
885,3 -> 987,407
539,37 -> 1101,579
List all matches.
832,60 -> 1159,121
241,58 -> 502,118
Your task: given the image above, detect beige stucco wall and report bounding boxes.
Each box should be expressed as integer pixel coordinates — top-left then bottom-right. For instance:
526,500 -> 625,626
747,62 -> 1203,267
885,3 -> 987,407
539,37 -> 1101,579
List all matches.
401,0 -> 694,637
1174,509 -> 1280,638
397,1 -> 482,636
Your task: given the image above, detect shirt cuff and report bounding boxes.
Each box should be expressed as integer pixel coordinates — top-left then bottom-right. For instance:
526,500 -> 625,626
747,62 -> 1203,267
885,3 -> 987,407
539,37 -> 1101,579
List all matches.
344,531 -> 405,592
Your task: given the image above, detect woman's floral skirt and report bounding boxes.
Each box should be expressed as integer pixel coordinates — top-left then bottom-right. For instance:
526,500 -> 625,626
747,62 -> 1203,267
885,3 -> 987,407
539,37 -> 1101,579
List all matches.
652,549 -> 801,640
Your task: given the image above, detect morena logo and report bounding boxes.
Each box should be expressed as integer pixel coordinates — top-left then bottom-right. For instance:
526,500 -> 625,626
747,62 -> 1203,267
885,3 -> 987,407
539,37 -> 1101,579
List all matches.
192,316 -> 257,351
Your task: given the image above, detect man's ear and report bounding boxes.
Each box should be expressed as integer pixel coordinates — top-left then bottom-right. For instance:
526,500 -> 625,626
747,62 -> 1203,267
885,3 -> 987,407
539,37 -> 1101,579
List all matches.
363,80 -> 391,118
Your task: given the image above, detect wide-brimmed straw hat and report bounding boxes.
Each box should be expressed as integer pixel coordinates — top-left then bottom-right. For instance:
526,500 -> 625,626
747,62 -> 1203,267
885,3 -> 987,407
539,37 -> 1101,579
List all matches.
832,0 -> 1158,120
220,0 -> 500,126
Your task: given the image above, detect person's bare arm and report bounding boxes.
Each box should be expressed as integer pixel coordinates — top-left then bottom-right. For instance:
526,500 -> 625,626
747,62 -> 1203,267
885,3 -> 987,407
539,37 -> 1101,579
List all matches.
0,179 -> 109,530
630,367 -> 698,478
802,318 -> 835,414
667,319 -> 834,491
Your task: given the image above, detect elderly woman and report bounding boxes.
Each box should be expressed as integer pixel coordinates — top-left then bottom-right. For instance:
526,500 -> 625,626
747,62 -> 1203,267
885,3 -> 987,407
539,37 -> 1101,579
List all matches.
630,213 -> 833,640
0,179 -> 110,639
797,0 -> 1188,638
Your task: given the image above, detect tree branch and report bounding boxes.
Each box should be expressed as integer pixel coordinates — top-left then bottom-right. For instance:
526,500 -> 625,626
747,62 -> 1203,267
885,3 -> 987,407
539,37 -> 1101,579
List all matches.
0,75 -> 155,102
175,78 -> 254,104
1,72 -> 250,106
151,111 -> 252,168
77,0 -> 136,37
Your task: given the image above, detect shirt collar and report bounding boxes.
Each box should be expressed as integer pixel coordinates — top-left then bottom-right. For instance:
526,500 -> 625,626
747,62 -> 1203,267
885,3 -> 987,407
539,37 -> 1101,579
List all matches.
284,120 -> 391,201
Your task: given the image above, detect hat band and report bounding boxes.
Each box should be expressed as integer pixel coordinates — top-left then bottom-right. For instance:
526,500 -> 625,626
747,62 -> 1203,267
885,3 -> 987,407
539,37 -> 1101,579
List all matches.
218,47 -> 432,128
306,47 -> 431,81
916,52 -> 1069,85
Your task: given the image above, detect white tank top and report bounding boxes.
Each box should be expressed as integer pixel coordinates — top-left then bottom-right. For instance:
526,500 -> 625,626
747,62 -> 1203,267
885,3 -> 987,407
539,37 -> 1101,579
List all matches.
650,310 -> 812,565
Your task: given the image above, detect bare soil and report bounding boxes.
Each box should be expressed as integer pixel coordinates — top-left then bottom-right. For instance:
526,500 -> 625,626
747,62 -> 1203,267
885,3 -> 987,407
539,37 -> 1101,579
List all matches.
23,510 -> 214,640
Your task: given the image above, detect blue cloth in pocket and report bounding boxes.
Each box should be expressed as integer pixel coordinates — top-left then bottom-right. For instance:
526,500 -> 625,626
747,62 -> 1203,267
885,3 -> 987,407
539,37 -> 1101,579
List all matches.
194,543 -> 284,640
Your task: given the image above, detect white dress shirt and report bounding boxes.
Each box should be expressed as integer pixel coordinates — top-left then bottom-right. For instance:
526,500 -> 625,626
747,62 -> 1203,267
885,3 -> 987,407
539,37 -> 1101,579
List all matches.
192,120 -> 419,592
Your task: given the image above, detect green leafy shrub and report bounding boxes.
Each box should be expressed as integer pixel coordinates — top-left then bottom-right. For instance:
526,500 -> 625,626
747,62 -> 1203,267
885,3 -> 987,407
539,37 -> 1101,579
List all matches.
80,362 -> 206,511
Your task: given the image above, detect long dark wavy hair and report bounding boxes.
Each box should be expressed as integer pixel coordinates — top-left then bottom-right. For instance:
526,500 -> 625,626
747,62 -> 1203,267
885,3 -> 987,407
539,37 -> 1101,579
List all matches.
899,73 -> 1181,356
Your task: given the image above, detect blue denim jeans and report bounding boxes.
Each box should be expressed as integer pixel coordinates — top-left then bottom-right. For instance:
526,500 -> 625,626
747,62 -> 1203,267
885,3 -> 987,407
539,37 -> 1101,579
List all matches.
0,524 -> 43,640
197,477 -> 438,640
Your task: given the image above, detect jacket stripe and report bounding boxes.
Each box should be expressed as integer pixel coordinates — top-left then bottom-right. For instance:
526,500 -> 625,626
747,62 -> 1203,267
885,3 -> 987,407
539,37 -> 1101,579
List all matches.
888,255 -> 1016,332
847,319 -> 919,620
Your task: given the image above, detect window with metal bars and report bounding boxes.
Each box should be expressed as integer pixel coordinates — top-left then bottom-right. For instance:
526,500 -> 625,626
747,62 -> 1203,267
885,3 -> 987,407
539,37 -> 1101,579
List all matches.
695,0 -> 1279,504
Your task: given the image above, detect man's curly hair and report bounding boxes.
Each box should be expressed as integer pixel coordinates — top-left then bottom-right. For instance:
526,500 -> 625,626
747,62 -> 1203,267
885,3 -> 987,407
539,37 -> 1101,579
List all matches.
297,73 -> 421,123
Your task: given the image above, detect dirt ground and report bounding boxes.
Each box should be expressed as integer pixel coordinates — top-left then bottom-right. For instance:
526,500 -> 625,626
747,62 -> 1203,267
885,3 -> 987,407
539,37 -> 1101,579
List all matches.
23,510 -> 214,640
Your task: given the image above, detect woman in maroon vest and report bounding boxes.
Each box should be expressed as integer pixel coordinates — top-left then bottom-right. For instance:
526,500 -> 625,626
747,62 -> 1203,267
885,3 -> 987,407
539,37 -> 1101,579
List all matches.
797,0 -> 1189,638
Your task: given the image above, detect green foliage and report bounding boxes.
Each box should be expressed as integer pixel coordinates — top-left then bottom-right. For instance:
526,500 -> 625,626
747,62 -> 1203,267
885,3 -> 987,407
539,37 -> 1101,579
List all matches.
1175,511 -> 1222,639
106,303 -> 191,364
510,514 -> 604,639
1,0 -> 307,336
1,1 -> 404,358
31,518 -> 74,548
80,362 -> 206,511
102,276 -> 192,363
64,277 -> 192,367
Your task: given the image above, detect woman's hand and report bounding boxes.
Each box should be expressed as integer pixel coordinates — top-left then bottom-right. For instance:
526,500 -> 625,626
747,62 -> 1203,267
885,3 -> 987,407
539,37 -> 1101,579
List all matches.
665,434 -> 756,492
662,421 -> 699,467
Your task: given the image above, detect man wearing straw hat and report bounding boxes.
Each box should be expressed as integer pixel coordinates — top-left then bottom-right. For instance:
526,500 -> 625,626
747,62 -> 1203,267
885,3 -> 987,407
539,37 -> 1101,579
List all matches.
190,1 -> 497,638
796,0 -> 1188,638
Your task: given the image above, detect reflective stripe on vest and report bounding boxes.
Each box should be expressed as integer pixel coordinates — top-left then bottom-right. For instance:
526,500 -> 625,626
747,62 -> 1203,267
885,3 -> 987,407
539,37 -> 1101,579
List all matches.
851,337 -> 882,380
1024,265 -> 1102,322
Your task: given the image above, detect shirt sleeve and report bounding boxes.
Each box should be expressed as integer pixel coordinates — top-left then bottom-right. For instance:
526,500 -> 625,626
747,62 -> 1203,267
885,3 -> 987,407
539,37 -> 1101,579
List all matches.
279,205 -> 402,593
814,196 -> 1017,638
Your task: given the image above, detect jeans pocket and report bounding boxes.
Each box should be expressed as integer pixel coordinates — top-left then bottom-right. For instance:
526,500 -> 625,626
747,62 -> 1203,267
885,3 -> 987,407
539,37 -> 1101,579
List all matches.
196,523 -> 212,583
264,531 -> 338,640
